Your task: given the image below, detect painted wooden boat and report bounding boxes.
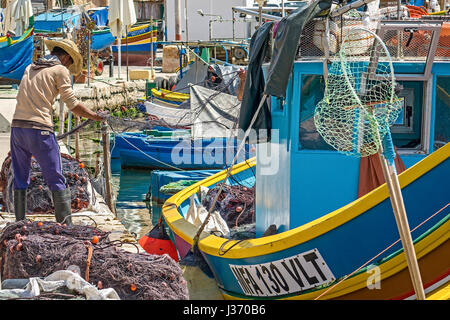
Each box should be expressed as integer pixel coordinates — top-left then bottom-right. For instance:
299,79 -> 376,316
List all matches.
162,17 -> 450,299
110,128 -> 191,159
112,23 -> 157,66
0,27 -> 33,80
151,88 -> 190,104
148,169 -> 220,205
90,28 -> 116,51
162,142 -> 449,300
34,10 -> 80,33
117,134 -> 254,170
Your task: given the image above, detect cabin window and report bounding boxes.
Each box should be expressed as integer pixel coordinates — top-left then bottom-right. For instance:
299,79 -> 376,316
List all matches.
298,74 -> 334,150
390,81 -> 423,149
434,76 -> 450,150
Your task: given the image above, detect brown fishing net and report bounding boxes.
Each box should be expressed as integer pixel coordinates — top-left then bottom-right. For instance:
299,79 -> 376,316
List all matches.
0,220 -> 189,300
0,153 -> 94,214
202,183 -> 255,229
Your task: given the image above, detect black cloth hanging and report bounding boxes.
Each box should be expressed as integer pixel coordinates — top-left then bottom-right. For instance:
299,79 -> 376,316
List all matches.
238,21 -> 274,144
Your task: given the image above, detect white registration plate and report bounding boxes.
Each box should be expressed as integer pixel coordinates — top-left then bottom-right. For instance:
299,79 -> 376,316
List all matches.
229,249 -> 335,297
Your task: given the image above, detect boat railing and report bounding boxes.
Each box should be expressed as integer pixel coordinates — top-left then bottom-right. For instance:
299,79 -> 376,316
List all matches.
294,17 -> 450,62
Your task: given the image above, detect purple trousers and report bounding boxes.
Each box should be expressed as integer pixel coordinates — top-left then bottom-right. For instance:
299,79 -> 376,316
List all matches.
10,127 -> 66,191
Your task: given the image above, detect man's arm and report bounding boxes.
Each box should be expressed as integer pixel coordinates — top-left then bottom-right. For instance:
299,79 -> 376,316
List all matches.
237,69 -> 247,101
71,102 -> 105,121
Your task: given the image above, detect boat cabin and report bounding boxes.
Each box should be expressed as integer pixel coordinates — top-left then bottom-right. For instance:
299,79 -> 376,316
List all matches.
255,19 -> 450,237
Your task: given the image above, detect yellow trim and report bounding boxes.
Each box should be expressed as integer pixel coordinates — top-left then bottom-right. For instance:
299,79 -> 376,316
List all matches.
221,220 -> 449,300
162,143 -> 449,259
427,282 -> 450,300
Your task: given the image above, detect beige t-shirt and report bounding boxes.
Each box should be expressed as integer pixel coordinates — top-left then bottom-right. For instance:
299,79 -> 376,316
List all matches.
12,64 -> 79,130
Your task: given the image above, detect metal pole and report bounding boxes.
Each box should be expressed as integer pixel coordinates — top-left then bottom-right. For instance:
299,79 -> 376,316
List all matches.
150,14 -> 154,80
101,124 -> 115,214
87,30 -> 91,87
232,11 -> 235,41
74,116 -> 80,161
184,0 -> 189,43
118,28 -> 122,79
126,26 -> 129,82
282,0 -> 285,17
175,0 -> 182,40
109,47 -> 114,78
58,101 -> 65,135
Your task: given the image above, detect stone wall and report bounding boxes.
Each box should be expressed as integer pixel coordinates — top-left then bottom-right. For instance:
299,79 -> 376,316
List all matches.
56,80 -> 146,114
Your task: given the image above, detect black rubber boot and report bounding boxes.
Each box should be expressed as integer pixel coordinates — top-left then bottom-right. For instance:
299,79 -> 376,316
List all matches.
52,188 -> 73,225
13,189 -> 27,221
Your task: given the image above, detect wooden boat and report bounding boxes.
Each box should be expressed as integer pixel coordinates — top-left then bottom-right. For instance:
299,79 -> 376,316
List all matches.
117,134 -> 253,170
112,23 -> 157,66
163,143 -> 449,300
0,27 -> 33,80
90,28 -> 116,51
148,169 -> 220,205
34,10 -> 80,33
151,88 -> 190,105
161,16 -> 450,300
110,128 -> 191,159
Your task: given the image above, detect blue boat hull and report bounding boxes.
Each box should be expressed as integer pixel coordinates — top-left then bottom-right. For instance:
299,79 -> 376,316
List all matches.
163,144 -> 450,299
116,134 -> 253,170
0,32 -> 33,80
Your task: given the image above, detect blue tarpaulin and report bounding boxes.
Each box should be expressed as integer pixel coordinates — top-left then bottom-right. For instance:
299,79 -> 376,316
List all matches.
0,36 -> 33,80
89,7 -> 109,27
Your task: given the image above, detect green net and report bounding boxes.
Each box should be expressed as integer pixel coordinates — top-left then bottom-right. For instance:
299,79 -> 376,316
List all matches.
314,28 -> 403,158
159,180 -> 198,195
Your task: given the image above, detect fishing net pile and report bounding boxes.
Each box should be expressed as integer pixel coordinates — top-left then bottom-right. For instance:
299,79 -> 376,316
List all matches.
314,28 -> 403,158
201,183 -> 255,230
0,153 -> 95,214
0,220 -> 189,300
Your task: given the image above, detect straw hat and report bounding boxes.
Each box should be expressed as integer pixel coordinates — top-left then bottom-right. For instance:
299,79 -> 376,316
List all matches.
44,38 -> 82,76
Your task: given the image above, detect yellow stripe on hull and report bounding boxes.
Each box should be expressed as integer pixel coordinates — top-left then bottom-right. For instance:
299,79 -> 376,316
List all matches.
163,143 -> 450,260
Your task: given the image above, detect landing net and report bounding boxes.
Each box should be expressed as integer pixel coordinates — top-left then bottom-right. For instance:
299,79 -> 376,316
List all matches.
314,27 -> 403,158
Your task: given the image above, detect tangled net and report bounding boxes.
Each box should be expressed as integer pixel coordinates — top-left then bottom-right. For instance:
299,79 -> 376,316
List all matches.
314,28 -> 403,157
0,153 -> 94,214
0,220 -> 188,300
202,183 -> 255,230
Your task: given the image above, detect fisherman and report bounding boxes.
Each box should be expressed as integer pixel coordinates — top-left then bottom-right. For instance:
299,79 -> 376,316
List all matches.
10,38 -> 106,225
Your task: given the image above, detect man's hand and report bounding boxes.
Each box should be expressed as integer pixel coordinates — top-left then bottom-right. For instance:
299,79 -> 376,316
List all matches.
237,68 -> 247,101
95,110 -> 109,122
238,68 -> 247,81
72,103 -> 108,122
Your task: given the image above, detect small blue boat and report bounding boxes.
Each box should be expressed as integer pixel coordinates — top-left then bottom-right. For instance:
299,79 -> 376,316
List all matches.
148,169 -> 219,205
110,128 -> 191,159
117,134 -> 254,170
34,10 -> 80,33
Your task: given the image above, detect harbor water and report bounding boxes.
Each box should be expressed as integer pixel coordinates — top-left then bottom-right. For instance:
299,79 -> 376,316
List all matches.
111,159 -> 154,239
